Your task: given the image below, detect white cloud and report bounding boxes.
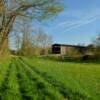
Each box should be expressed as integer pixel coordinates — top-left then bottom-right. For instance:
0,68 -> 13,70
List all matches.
52,9 -> 100,33
63,14 -> 100,32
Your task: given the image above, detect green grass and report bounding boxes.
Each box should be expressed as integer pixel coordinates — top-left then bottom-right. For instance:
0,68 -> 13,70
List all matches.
23,57 -> 100,100
0,57 -> 100,100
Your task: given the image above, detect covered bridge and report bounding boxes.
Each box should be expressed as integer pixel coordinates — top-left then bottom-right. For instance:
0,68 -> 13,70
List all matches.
52,44 -> 87,55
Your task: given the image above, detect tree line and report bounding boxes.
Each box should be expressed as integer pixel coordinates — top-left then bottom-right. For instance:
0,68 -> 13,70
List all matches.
10,21 -> 53,56
0,0 -> 63,57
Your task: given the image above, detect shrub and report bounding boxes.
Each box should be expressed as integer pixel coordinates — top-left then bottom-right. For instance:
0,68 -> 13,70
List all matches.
66,48 -> 82,59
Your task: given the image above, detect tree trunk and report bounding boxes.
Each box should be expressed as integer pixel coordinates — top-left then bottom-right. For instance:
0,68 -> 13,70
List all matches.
0,37 -> 9,57
0,16 -> 16,57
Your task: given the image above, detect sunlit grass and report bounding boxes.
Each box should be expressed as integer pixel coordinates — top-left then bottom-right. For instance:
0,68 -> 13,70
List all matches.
0,57 -> 100,100
24,57 -> 100,100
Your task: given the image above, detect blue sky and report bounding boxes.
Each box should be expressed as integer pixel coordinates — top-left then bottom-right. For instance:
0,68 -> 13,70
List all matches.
37,0 -> 100,45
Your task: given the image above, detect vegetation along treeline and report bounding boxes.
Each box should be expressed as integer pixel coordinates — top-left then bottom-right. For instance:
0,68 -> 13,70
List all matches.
0,0 -> 63,58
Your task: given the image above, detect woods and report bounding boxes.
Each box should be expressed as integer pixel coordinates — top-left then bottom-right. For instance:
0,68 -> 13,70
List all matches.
0,0 -> 63,57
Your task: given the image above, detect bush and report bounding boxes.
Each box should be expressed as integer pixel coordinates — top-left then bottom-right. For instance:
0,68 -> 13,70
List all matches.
66,48 -> 81,58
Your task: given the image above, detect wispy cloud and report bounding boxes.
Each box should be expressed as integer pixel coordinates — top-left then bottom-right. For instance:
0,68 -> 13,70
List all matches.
63,14 -> 100,32
52,9 -> 100,33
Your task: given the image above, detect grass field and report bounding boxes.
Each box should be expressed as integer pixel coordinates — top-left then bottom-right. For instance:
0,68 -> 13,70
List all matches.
0,57 -> 100,100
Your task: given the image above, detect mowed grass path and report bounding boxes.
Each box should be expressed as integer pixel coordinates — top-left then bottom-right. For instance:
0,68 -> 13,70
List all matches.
0,57 -> 100,100
23,57 -> 100,100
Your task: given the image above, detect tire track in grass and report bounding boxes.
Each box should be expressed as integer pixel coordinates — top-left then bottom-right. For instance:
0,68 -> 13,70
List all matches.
16,58 -> 65,100
0,60 -> 11,89
0,60 -> 13,99
19,57 -> 92,100
15,60 -> 36,100
0,59 -> 22,100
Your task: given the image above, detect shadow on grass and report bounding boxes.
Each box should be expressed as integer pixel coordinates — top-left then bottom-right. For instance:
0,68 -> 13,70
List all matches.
39,56 -> 100,65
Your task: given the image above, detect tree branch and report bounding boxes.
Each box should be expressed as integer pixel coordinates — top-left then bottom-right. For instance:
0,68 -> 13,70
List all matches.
15,0 -> 49,12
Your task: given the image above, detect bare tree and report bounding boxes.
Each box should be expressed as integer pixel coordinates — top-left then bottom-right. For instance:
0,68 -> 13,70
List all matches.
15,32 -> 21,52
0,0 -> 63,55
19,21 -> 35,56
31,28 -> 53,55
92,34 -> 100,57
93,34 -> 100,47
